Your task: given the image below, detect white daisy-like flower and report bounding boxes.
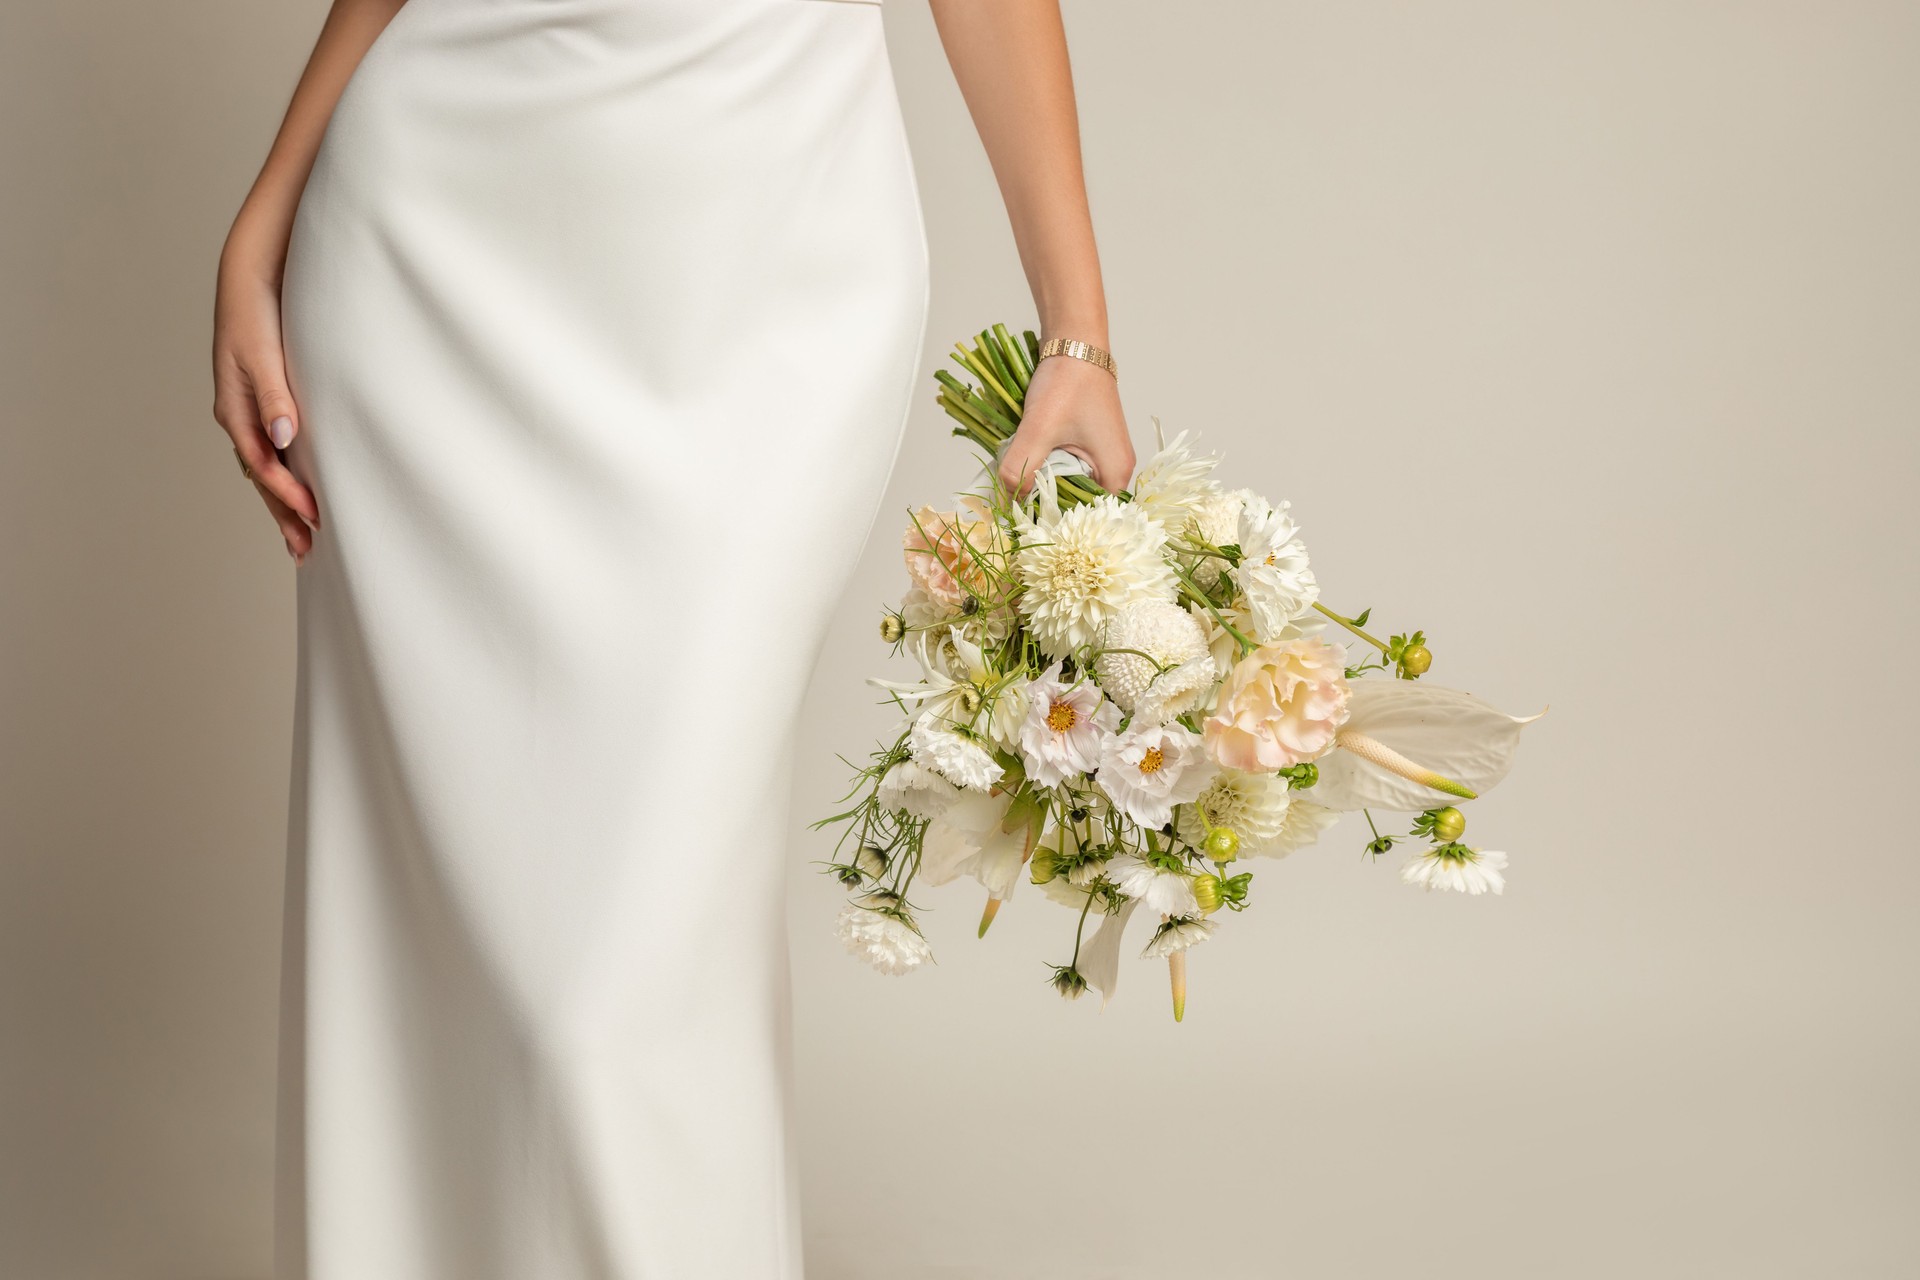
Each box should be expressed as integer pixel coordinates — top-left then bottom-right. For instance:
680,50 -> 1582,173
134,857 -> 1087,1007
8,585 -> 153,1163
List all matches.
876,758 -> 962,821
1013,494 -> 1177,659
1018,661 -> 1121,788
908,716 -> 1004,792
1107,853 -> 1200,916
1175,768 -> 1295,854
1234,492 -> 1319,641
1140,915 -> 1213,959
1095,599 -> 1217,725
1094,720 -> 1218,830
835,901 -> 934,975
1401,846 -> 1508,896
1129,429 -> 1221,534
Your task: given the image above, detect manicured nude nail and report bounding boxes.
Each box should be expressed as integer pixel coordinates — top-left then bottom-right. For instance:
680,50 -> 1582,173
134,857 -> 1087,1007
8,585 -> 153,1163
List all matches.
269,416 -> 294,448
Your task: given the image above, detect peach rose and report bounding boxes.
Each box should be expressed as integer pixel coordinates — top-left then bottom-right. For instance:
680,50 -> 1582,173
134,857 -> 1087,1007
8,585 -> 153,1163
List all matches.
1203,637 -> 1351,771
902,498 -> 1002,608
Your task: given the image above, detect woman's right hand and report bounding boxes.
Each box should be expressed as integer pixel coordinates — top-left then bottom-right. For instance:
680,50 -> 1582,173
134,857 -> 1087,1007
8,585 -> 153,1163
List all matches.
213,249 -> 320,563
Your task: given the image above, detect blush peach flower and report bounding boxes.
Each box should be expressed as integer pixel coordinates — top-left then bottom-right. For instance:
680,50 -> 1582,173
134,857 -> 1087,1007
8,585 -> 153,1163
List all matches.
1202,637 -> 1351,771
902,497 -> 1003,609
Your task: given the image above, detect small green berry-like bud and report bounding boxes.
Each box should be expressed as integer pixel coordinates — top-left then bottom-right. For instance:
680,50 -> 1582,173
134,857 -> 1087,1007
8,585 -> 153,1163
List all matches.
1397,643 -> 1432,677
1192,874 -> 1225,914
1430,806 -> 1466,842
879,613 -> 904,644
1029,847 -> 1060,884
1202,826 -> 1241,863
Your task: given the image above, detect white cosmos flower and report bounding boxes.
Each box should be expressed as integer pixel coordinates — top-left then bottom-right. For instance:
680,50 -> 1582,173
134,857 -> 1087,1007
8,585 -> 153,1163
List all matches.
1175,768 -> 1295,855
1141,915 -> 1213,959
1095,599 -> 1216,725
1129,429 -> 1222,534
1107,853 -> 1200,916
876,758 -> 962,820
870,628 -> 1023,751
1095,720 -> 1218,829
835,901 -> 934,975
920,791 -> 1032,901
1234,492 -> 1319,641
907,716 -> 1004,792
1019,661 -> 1121,788
1013,494 -> 1176,659
1401,846 -> 1508,896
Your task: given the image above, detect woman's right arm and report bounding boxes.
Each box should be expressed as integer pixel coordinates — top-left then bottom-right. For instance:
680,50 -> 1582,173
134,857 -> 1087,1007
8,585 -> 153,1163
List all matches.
214,0 -> 408,563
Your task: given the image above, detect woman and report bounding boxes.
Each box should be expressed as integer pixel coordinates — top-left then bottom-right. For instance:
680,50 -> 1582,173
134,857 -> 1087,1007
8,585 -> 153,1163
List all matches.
212,0 -> 1130,1275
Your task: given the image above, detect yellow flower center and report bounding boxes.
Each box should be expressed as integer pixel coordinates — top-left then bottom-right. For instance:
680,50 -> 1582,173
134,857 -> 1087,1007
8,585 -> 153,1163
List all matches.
1045,701 -> 1078,733
1264,551 -> 1277,565
1137,746 -> 1165,775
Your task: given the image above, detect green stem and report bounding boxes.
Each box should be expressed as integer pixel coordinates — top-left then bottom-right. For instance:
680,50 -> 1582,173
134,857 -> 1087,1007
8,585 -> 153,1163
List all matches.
1313,602 -> 1388,653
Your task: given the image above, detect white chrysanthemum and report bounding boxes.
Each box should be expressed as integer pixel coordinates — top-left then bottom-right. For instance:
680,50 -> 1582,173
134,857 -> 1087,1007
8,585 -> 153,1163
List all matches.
1018,661 -> 1121,788
1096,600 -> 1216,724
1234,492 -> 1319,640
835,902 -> 934,975
1141,915 -> 1213,959
1129,430 -> 1221,533
1014,495 -> 1176,659
1401,846 -> 1508,896
1265,797 -> 1342,857
876,758 -> 962,820
1176,769 -> 1294,854
1107,854 -> 1200,916
1094,720 -> 1217,829
1182,489 -> 1247,587
908,717 -> 1003,792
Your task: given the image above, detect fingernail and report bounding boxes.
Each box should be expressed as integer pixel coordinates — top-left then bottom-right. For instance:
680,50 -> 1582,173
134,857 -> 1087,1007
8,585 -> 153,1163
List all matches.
269,416 -> 294,448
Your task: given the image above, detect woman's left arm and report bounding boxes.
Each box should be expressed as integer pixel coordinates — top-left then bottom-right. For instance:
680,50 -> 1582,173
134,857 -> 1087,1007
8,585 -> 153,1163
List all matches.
928,0 -> 1134,497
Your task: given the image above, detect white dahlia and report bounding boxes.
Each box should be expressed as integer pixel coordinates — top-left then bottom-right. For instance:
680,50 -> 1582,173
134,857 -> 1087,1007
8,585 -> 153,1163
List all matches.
1129,429 -> 1222,534
1095,599 -> 1217,725
1265,797 -> 1343,857
876,758 -> 962,821
1014,495 -> 1176,659
908,716 -> 1003,792
1234,492 -> 1319,641
1018,661 -> 1121,788
1175,769 -> 1295,855
1141,915 -> 1213,959
1094,720 -> 1217,830
835,900 -> 934,975
1107,853 -> 1200,916
1401,846 -> 1508,896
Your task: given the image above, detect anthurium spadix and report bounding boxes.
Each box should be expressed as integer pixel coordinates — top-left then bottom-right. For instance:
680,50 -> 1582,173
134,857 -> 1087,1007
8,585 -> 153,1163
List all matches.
1312,680 -> 1544,812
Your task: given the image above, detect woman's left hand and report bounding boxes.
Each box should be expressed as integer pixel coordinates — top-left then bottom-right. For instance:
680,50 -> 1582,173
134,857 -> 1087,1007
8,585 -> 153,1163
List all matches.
995,353 -> 1135,498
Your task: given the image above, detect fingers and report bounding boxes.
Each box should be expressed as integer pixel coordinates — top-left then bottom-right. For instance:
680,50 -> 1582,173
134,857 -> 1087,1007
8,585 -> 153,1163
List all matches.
996,427 -> 1056,499
213,355 -> 321,534
251,473 -> 316,564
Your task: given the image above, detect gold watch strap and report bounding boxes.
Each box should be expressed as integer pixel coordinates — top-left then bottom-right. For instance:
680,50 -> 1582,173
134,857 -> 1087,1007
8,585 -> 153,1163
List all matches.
1036,336 -> 1118,380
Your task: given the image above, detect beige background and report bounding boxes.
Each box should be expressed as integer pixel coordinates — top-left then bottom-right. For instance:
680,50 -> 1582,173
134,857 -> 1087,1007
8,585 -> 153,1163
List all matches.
3,1 -> 1916,1277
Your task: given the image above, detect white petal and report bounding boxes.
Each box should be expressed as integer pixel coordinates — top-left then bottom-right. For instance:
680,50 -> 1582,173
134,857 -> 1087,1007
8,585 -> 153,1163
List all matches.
1078,898 -> 1141,1011
1312,681 -> 1544,812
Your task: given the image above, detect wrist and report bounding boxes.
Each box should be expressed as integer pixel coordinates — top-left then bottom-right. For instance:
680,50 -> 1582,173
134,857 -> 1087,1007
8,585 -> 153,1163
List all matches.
222,207 -> 291,290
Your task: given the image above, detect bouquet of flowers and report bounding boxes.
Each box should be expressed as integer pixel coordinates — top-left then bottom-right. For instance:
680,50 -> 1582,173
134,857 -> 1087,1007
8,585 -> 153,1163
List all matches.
817,324 -> 1541,1020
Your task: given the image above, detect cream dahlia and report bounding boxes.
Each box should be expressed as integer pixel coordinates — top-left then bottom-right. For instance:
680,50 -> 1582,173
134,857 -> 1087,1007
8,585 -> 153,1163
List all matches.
1175,768 -> 1295,855
1014,495 -> 1176,659
1203,637 -> 1351,771
1128,429 -> 1221,535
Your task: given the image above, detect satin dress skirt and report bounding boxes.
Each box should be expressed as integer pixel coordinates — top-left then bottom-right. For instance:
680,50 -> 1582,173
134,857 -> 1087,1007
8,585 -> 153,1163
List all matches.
276,1 -> 926,1274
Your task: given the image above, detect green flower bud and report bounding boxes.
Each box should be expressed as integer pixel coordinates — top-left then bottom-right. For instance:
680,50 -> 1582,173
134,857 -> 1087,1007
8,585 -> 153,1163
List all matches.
1430,806 -> 1466,842
1192,874 -> 1225,915
1029,847 -> 1060,885
1202,826 -> 1241,863
879,613 -> 904,644
1049,965 -> 1088,1001
1397,643 -> 1432,677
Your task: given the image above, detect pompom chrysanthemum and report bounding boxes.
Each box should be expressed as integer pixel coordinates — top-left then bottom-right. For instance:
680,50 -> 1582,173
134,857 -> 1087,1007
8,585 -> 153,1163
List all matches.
1095,599 -> 1216,725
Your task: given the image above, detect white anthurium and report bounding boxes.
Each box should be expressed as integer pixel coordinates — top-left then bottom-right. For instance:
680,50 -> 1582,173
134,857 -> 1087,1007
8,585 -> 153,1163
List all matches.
1077,896 -> 1141,1011
1311,680 -> 1546,812
920,791 -> 1033,902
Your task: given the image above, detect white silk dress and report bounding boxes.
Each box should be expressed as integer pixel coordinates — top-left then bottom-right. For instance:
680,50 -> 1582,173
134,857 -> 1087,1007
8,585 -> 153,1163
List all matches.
275,1 -> 926,1275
